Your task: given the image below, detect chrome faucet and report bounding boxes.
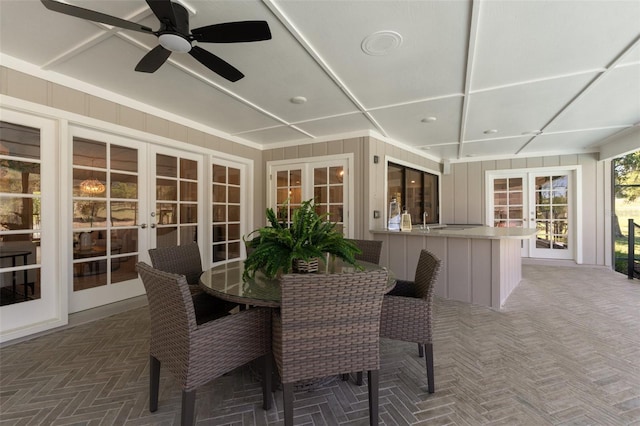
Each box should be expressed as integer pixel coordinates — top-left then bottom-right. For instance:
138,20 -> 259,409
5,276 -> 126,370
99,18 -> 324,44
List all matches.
423,211 -> 429,231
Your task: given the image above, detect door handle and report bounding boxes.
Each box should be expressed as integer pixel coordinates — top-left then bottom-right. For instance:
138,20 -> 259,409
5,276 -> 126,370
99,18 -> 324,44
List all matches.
140,223 -> 147,229
150,223 -> 156,229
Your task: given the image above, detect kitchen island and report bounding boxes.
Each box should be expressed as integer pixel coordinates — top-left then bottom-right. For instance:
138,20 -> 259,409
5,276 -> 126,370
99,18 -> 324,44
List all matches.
370,226 -> 536,309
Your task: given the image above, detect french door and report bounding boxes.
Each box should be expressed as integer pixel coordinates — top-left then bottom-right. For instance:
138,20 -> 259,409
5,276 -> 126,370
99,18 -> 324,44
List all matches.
268,156 -> 352,236
488,169 -> 575,260
0,111 -> 61,341
69,128 -> 149,312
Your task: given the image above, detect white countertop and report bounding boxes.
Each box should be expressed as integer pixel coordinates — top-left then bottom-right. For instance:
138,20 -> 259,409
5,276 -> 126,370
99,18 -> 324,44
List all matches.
370,225 -> 537,240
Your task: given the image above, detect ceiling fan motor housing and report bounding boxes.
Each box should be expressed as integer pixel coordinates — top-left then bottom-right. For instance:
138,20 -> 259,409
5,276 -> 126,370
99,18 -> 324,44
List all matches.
158,3 -> 192,53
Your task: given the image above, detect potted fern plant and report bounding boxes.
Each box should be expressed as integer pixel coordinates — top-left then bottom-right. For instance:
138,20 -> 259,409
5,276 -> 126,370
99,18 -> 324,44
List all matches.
243,199 -> 361,279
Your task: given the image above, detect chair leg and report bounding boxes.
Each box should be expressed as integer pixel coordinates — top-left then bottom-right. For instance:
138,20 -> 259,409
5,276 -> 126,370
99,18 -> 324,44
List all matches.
149,355 -> 160,412
282,382 -> 294,426
341,373 -> 349,381
367,370 -> 379,426
425,343 -> 434,393
356,371 -> 364,386
263,354 -> 272,410
418,343 -> 424,358
182,389 -> 196,426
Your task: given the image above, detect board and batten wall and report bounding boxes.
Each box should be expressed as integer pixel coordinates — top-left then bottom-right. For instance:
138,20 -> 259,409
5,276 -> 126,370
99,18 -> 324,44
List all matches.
440,155 -> 611,267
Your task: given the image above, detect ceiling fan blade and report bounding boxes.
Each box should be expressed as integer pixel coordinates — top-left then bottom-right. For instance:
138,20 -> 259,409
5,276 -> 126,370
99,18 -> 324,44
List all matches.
135,45 -> 172,73
145,0 -> 177,28
192,21 -> 272,43
40,0 -> 153,34
189,46 -> 244,82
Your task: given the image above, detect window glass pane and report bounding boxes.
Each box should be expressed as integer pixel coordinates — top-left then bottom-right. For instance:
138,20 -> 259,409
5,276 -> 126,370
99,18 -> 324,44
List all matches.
228,242 -> 240,260
212,205 -> 226,222
0,161 -> 40,194
228,186 -> 240,204
228,205 -> 240,222
111,255 -> 138,284
73,169 -> 107,197
180,159 -> 197,180
0,122 -> 40,159
493,179 -> 507,191
405,169 -> 422,221
228,168 -> 240,185
329,166 -> 343,184
1,197 -> 39,231
72,201 -> 107,228
156,154 -> 177,178
213,164 -> 226,183
276,171 -> 288,187
156,179 -> 177,201
73,138 -> 106,168
314,186 -> 327,204
111,145 -> 137,172
213,184 -> 226,202
213,225 -> 226,242
157,203 -> 177,224
289,170 -> 302,186
388,162 -> 439,225
111,229 -> 137,254
329,186 -> 343,204
508,178 -> 522,190
509,192 -> 522,205
314,167 -> 327,185
180,181 -> 197,202
111,201 -> 137,226
180,204 -> 197,224
213,244 -> 226,262
110,173 -> 137,199
228,224 -> 240,240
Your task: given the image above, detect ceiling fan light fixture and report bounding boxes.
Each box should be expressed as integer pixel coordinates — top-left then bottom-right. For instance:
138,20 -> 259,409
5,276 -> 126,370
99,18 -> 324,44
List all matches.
159,33 -> 192,53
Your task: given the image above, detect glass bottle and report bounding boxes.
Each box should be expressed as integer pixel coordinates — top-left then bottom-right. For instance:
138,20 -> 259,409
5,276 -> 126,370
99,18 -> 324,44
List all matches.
388,197 -> 401,230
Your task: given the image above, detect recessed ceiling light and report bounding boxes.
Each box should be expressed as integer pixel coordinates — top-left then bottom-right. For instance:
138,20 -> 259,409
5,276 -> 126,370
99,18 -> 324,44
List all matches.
290,96 -> 307,104
421,117 -> 437,123
483,129 -> 498,134
361,31 -> 403,56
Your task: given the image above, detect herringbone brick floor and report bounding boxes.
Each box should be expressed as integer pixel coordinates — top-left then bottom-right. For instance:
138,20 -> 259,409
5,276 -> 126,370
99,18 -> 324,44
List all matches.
1,265 -> 639,425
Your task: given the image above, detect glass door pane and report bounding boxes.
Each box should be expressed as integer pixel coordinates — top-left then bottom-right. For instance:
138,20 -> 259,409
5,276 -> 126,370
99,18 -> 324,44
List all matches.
531,173 -> 571,258
154,154 -> 199,247
493,177 -> 524,228
0,122 -> 42,306
212,163 -> 242,263
314,165 -> 345,234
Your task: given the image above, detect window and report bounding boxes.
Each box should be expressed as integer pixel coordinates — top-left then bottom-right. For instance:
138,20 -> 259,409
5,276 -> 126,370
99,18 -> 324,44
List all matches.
211,162 -> 242,263
387,162 -> 439,225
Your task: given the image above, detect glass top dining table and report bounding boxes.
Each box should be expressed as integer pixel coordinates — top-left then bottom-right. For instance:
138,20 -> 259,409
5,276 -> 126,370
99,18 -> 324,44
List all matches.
199,258 -> 395,308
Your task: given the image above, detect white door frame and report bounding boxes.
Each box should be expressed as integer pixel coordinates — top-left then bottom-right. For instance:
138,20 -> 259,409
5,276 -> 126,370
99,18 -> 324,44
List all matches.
266,154 -> 355,237
486,166 -> 582,263
0,109 -> 64,342
68,126 -> 148,313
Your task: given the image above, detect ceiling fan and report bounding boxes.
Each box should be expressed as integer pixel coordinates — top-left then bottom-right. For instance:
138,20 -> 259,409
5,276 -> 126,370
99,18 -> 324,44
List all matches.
40,0 -> 272,82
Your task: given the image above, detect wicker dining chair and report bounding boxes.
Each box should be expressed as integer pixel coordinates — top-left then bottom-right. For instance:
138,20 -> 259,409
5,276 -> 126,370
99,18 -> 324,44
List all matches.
136,262 -> 272,426
381,249 -> 441,393
272,269 -> 389,426
348,239 -> 383,265
148,242 -> 238,323
347,239 -> 383,386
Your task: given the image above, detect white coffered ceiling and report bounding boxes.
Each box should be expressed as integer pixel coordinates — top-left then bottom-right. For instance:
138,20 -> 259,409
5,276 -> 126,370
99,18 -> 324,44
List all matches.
1,0 -> 639,162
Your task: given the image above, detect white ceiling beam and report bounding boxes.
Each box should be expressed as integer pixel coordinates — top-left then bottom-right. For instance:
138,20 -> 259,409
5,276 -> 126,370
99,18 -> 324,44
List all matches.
457,0 -> 482,159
